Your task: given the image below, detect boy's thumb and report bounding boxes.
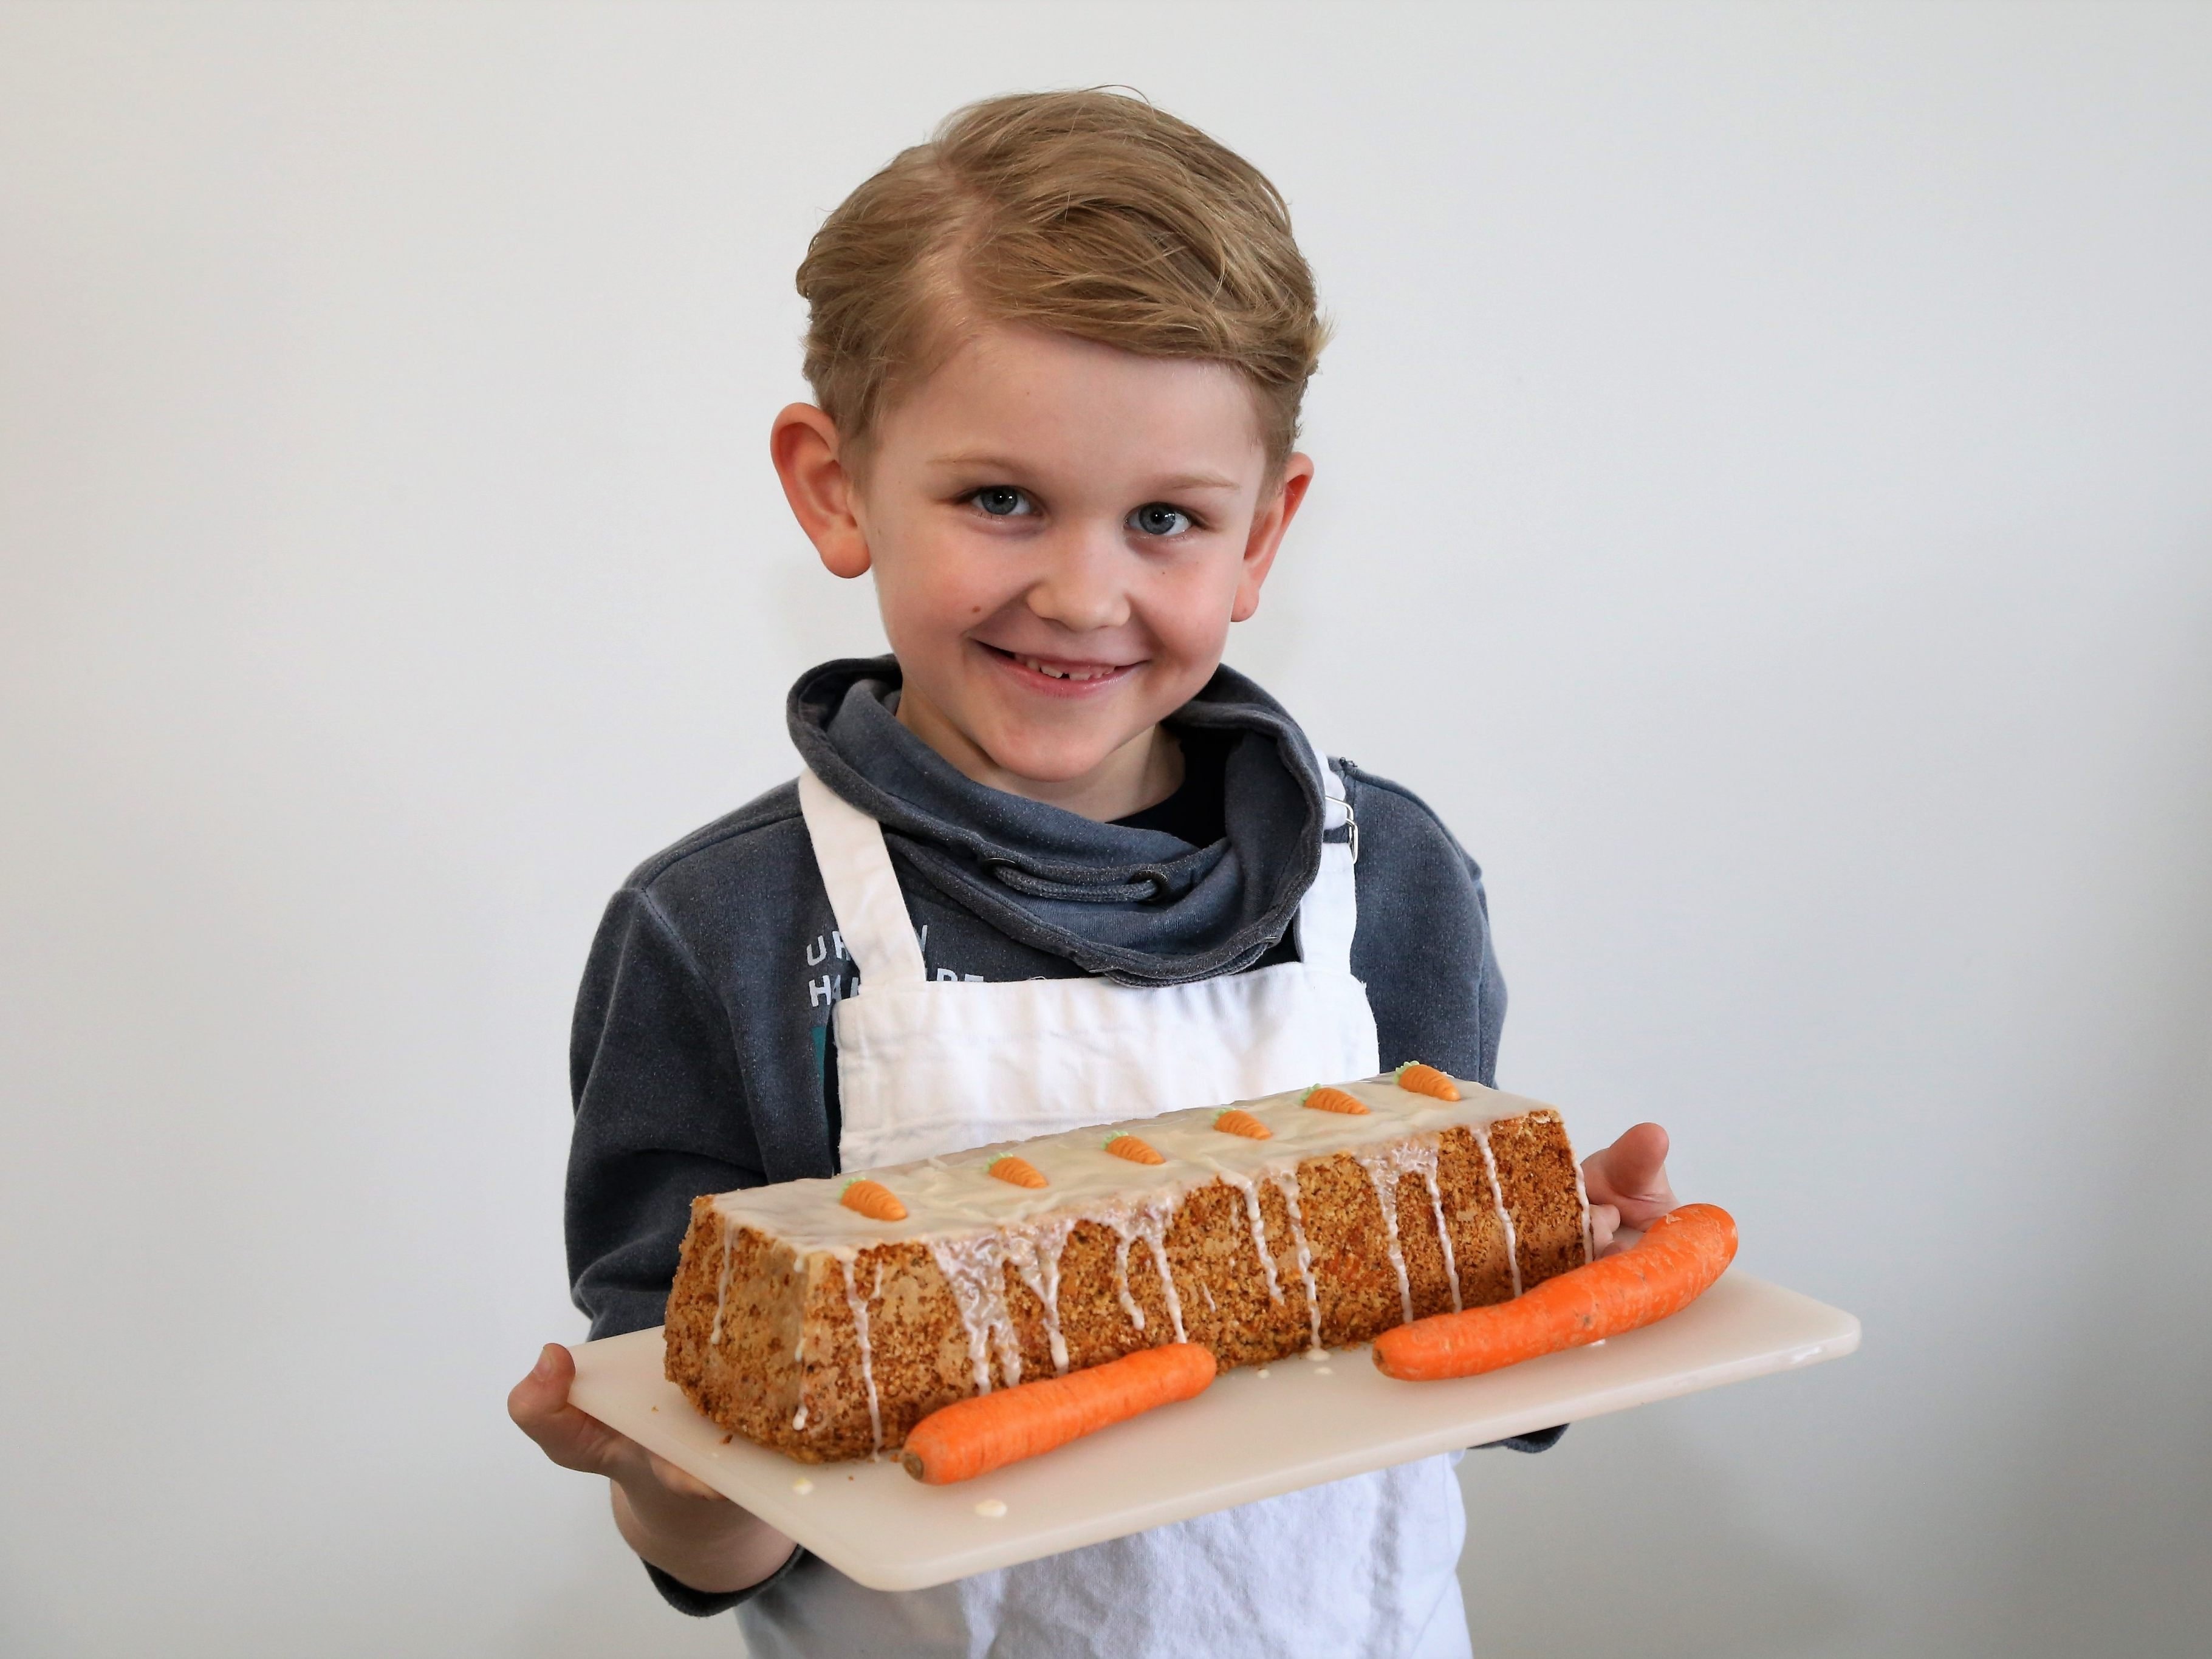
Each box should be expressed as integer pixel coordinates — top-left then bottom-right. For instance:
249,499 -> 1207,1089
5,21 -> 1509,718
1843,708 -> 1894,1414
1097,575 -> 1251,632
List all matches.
509,1344 -> 574,1429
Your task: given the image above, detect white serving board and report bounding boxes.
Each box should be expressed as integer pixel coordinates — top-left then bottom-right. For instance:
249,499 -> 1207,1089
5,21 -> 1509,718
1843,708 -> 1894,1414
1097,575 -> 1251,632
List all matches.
568,1270 -> 1857,1592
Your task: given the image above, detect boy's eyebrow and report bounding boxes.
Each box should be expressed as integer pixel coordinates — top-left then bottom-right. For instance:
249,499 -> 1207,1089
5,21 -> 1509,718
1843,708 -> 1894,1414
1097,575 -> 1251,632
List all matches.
929,452 -> 1244,493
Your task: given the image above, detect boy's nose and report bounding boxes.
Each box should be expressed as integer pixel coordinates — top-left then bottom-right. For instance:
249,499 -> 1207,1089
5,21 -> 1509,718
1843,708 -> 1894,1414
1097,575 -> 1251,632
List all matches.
1023,530 -> 1132,633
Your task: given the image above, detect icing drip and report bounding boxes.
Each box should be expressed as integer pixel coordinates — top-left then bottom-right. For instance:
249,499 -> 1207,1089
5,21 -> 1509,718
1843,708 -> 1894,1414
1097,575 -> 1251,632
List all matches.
1104,1199 -> 1186,1344
1472,1122 -> 1523,1298
1417,1158 -> 1462,1314
790,1308 -> 808,1429
1109,1227 -> 1146,1332
1269,1169 -> 1324,1352
837,1253 -> 883,1456
1100,1200 -> 1186,1341
927,1234 -> 1024,1392
1354,1144 -> 1420,1327
708,1214 -> 736,1346
1132,1200 -> 1188,1344
1224,1172 -> 1283,1304
1002,1219 -> 1077,1376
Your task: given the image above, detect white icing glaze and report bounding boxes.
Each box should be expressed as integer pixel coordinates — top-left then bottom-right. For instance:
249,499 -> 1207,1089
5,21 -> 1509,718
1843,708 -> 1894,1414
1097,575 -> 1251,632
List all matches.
1268,1168 -> 1324,1352
926,1234 -> 1021,1392
1001,1219 -> 1076,1376
707,1075 -> 1570,1250
708,1217 -> 736,1346
1471,1119 -> 1524,1299
1416,1158 -> 1462,1315
838,1254 -> 883,1455
1123,1198 -> 1186,1344
1106,1222 -> 1145,1332
1223,1169 -> 1283,1303
704,1075 -> 1584,1382
1352,1141 -> 1423,1326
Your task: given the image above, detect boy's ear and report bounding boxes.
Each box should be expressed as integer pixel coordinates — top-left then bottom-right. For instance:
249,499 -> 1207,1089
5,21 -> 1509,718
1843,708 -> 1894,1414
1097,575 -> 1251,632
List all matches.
1231,453 -> 1314,623
770,403 -> 872,579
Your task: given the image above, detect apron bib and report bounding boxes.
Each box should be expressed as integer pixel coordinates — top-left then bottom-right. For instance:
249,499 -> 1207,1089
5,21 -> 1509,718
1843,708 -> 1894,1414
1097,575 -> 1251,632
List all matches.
738,741 -> 1473,1659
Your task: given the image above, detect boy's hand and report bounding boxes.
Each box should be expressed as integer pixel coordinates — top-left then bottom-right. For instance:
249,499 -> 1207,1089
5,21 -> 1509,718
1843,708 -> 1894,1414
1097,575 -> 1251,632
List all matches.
1581,1123 -> 1676,1257
508,1343 -> 797,1596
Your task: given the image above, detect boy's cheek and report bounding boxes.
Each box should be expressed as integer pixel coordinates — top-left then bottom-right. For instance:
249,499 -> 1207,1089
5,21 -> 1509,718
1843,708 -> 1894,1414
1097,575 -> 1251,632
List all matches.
1136,571 -> 1241,664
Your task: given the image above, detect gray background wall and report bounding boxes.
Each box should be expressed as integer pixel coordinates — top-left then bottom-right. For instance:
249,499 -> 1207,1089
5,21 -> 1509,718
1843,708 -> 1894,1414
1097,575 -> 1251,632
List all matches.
3,4 -> 2207,1654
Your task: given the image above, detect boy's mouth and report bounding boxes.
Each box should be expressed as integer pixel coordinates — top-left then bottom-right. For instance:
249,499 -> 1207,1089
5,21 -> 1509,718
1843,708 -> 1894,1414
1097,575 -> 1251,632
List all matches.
978,643 -> 1138,689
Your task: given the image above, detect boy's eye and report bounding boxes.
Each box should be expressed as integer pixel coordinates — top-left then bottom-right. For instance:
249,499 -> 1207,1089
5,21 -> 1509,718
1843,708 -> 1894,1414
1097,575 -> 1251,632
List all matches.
970,486 -> 1034,518
1129,502 -> 1194,538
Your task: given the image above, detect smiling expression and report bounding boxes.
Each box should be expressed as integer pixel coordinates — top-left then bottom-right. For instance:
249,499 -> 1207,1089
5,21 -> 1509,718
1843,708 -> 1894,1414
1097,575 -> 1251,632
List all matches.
792,323 -> 1309,814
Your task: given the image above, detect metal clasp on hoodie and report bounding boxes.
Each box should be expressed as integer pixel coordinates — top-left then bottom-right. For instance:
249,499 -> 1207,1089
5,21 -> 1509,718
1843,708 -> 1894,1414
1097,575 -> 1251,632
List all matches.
1324,796 -> 1359,866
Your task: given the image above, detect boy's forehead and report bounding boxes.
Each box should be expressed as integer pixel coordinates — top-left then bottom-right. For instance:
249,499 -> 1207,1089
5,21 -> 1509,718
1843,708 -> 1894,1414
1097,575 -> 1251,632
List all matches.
890,323 -> 1267,480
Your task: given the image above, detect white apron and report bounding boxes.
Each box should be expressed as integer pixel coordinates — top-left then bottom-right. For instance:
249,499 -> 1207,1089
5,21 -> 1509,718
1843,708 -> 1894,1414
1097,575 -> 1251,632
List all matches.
736,742 -> 1473,1659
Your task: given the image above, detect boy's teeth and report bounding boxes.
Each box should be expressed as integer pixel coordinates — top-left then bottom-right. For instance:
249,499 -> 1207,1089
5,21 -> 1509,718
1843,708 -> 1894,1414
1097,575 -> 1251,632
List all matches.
1018,655 -> 1113,682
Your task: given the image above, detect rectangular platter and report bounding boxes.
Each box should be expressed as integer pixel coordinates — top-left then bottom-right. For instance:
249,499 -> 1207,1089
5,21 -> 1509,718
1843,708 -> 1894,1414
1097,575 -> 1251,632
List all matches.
566,1268 -> 1859,1592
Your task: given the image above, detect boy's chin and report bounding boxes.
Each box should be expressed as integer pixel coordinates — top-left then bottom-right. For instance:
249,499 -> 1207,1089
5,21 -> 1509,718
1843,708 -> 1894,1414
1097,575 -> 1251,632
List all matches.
978,732 -> 1139,786
966,706 -> 1169,788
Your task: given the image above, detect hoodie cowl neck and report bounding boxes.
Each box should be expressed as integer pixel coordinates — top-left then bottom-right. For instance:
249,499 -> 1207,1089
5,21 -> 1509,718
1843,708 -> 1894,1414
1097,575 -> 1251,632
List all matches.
786,657 -> 1326,987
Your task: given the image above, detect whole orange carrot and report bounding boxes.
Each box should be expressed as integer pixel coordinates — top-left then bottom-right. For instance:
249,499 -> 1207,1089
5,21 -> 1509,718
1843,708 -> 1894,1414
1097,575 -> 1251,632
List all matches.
1373,1203 -> 1738,1381
901,1344 -> 1217,1483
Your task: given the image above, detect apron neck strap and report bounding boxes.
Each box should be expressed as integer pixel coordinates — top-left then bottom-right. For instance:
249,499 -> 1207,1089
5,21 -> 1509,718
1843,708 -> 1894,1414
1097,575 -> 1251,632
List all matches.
796,767 -> 928,985
1295,729 -> 1359,975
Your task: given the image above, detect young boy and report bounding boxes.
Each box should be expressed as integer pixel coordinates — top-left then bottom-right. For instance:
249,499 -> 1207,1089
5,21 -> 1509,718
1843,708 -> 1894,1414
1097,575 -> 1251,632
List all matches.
510,91 -> 1675,1658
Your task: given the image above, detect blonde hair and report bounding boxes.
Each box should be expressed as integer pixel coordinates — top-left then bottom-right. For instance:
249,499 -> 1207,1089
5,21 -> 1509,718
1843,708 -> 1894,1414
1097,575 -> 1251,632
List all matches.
796,89 -> 1327,470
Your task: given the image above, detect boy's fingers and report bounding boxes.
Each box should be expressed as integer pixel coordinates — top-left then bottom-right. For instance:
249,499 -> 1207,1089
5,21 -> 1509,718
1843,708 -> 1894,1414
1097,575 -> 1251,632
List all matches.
1588,1202 -> 1621,1257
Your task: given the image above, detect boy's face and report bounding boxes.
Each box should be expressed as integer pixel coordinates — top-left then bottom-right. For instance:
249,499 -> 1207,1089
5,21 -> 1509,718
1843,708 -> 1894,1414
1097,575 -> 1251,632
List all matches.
776,324 -> 1309,803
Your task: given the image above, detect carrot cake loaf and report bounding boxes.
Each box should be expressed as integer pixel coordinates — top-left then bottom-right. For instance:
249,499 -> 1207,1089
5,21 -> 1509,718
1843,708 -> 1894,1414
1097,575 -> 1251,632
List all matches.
663,1067 -> 1591,1462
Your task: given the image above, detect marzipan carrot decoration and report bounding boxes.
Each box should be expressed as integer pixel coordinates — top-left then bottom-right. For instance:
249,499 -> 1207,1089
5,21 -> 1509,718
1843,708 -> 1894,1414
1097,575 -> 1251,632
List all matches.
902,1343 -> 1217,1484
1213,1108 -> 1272,1140
1303,1085 -> 1368,1115
988,1155 -> 1048,1189
840,1178 -> 908,1222
1373,1203 -> 1738,1381
1394,1062 -> 1460,1101
1104,1134 -> 1165,1165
